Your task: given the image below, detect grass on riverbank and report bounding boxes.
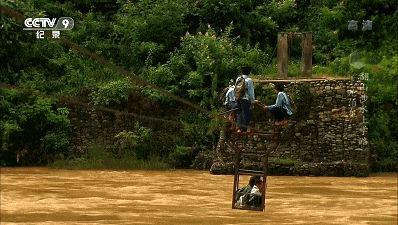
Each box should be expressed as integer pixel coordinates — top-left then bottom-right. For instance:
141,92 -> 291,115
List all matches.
51,145 -> 171,170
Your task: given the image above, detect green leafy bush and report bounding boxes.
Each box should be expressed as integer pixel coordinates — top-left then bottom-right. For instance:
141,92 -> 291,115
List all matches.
113,0 -> 192,70
166,110 -> 219,168
147,26 -> 268,108
90,78 -> 133,107
168,146 -> 193,168
0,89 -> 71,166
113,123 -> 152,159
365,57 -> 398,171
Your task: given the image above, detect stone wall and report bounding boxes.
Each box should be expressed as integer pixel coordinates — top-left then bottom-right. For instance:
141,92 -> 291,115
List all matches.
65,103 -> 179,156
210,79 -> 370,177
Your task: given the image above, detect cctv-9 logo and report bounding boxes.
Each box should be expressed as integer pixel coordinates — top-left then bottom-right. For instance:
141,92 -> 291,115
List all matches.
24,17 -> 74,30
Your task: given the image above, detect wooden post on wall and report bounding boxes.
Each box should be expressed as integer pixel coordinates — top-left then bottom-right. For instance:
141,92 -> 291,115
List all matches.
301,32 -> 312,77
277,32 -> 288,78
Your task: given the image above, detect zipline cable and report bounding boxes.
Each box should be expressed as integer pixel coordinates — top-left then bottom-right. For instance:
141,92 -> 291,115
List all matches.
0,82 -> 183,127
0,4 -> 246,131
0,5 -> 211,117
0,4 -> 288,149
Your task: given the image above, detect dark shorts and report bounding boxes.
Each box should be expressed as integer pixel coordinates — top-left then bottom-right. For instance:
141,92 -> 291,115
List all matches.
237,99 -> 251,131
228,101 -> 238,110
269,107 -> 289,121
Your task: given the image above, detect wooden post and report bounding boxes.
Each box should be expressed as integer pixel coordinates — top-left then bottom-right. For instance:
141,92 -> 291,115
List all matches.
231,141 -> 241,209
277,33 -> 288,78
261,142 -> 268,211
301,32 -> 312,77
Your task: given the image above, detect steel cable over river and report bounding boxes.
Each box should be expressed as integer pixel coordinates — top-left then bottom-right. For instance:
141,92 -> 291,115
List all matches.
1,168 -> 397,225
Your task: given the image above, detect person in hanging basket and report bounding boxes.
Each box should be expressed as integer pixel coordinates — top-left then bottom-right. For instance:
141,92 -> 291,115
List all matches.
258,83 -> 293,126
235,175 -> 263,208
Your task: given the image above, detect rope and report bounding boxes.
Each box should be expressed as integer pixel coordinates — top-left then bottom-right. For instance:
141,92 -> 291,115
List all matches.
0,5 -> 211,117
1,5 -> 297,154
265,44 -> 277,68
0,83 -> 183,127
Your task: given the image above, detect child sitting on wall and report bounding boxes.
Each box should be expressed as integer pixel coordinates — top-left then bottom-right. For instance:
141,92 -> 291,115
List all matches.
256,83 -> 293,126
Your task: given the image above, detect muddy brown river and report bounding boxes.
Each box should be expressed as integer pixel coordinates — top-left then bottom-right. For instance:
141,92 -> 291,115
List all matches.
1,168 -> 397,225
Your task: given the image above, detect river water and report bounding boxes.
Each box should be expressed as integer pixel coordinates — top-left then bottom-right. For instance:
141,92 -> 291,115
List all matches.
1,168 -> 397,225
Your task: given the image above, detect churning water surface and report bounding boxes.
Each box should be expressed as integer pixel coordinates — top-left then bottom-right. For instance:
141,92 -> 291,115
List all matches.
1,168 -> 397,225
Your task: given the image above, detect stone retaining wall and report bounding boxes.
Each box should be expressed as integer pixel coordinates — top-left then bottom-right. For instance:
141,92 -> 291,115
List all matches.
210,79 -> 370,176
65,103 -> 178,156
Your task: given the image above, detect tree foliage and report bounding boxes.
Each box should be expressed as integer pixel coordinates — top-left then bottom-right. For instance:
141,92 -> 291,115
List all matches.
0,89 -> 71,166
0,0 -> 397,170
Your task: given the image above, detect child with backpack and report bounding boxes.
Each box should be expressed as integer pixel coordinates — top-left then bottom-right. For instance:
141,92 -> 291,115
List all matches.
234,67 -> 255,133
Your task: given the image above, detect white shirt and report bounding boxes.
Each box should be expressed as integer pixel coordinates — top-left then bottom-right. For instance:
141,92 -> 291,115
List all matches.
235,75 -> 255,103
224,85 -> 236,105
251,185 -> 261,195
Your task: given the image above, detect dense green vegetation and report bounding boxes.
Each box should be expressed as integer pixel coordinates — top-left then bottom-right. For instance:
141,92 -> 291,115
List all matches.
0,0 -> 397,171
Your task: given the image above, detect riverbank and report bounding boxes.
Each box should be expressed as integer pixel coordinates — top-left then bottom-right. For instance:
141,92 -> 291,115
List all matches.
50,145 -> 171,171
51,157 -> 171,171
1,167 -> 397,224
